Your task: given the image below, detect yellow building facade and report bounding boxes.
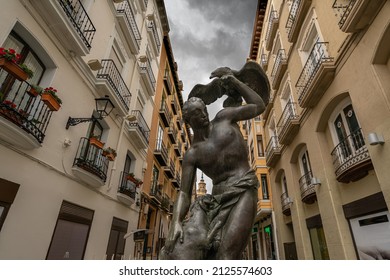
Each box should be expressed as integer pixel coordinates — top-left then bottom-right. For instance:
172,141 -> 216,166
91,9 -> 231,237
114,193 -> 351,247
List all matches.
251,0 -> 390,259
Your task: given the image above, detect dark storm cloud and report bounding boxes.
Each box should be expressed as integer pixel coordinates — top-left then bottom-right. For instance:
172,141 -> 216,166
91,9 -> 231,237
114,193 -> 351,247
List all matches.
164,0 -> 257,191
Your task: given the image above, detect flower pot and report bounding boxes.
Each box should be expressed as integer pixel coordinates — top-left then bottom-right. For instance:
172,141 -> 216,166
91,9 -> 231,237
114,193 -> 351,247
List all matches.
106,153 -> 116,161
89,137 -> 104,149
0,58 -> 29,81
41,93 -> 61,111
27,88 -> 39,97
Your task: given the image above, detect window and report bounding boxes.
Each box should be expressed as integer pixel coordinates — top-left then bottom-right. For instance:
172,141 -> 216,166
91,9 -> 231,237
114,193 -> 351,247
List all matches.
250,140 -> 255,164
332,103 -> 364,158
261,174 -> 269,200
0,201 -> 10,232
257,135 -> 264,157
308,226 -> 329,260
307,215 -> 329,260
106,217 -> 128,260
151,165 -> 159,192
299,149 -> 312,181
156,123 -> 164,150
1,32 -> 45,102
46,201 -> 94,260
0,178 -> 20,232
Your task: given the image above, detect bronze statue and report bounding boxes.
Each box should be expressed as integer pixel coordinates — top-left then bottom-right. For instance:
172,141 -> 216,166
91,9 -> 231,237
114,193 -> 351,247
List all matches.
160,61 -> 270,260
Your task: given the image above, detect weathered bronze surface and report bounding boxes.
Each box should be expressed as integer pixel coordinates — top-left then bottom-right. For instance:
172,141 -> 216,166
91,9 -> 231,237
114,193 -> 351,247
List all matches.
160,61 -> 270,260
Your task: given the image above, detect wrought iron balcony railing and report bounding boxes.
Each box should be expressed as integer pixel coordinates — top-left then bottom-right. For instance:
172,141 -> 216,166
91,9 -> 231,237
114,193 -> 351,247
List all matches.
331,128 -> 372,183
296,42 -> 334,105
97,59 -> 131,111
58,0 -> 96,50
276,101 -> 300,144
139,57 -> 156,90
127,110 -> 150,143
285,0 -> 312,43
118,171 -> 137,199
281,191 -> 292,216
265,10 -> 279,50
265,135 -> 282,167
154,140 -> 168,166
260,54 -> 269,71
73,137 -> 109,182
159,100 -> 172,127
147,20 -> 161,51
116,0 -> 141,51
0,70 -> 57,145
150,184 -> 162,203
271,49 -> 288,90
299,171 -> 317,204
163,69 -> 173,94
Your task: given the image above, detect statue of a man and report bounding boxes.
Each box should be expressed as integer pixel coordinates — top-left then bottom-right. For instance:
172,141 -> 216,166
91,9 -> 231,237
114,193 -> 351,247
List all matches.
160,62 -> 268,260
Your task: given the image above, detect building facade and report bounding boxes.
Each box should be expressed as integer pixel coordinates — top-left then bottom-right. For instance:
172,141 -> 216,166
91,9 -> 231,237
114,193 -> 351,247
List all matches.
0,0 -> 168,259
251,0 -> 390,259
136,33 -> 191,260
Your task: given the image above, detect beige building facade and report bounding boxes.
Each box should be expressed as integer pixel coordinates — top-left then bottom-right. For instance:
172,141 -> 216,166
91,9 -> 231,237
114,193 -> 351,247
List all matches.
252,0 -> 390,259
0,0 -> 168,259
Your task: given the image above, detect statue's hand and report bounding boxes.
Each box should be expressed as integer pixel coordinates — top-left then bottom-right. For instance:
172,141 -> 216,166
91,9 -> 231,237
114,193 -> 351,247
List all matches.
164,221 -> 183,253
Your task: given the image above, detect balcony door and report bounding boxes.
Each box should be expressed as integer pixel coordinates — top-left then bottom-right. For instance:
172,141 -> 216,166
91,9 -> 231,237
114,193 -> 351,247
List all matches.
333,104 -> 364,159
1,32 -> 45,102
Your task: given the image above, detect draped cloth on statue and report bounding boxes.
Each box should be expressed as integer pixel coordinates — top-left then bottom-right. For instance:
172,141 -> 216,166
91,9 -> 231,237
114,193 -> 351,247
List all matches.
160,170 -> 259,260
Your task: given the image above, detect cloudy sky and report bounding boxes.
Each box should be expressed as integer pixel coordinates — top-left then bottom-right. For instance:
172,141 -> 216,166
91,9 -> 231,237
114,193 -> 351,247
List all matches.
164,0 -> 258,192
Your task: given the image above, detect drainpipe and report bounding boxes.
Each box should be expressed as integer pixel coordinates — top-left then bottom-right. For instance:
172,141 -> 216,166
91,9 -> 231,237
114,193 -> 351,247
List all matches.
271,210 -> 280,260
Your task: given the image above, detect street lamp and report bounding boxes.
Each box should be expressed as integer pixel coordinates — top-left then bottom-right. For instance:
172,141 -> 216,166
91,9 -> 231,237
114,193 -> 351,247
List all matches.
66,96 -> 115,129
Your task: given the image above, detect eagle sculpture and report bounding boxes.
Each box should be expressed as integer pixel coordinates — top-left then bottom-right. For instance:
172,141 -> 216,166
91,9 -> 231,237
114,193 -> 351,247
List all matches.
188,61 -> 270,108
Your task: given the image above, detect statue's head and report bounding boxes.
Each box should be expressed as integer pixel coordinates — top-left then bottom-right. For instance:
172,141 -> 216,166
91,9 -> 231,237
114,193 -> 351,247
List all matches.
182,97 -> 209,128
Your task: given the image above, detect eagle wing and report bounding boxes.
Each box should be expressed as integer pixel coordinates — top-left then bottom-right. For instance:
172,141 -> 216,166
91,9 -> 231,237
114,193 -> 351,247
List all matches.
188,78 -> 224,105
188,61 -> 270,107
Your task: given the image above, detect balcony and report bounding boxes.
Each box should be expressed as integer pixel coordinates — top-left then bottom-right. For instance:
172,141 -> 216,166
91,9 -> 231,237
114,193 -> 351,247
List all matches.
154,141 -> 168,166
163,159 -> 175,179
117,171 -> 137,206
138,0 -> 148,12
281,192 -> 292,216
150,183 -> 162,204
174,141 -> 182,157
96,59 -> 131,116
0,77 -> 56,149
168,124 -> 177,144
161,193 -> 170,212
72,137 -> 109,187
260,54 -> 269,71
331,128 -> 373,183
299,171 -> 317,204
159,100 -> 172,127
171,98 -> 178,115
172,171 -> 181,189
115,0 -> 141,54
332,0 -> 386,33
139,57 -> 156,97
286,0 -> 312,43
271,49 -> 288,91
296,42 -> 335,108
265,10 -> 279,51
262,91 -> 274,121
126,110 -> 150,149
265,136 -> 281,167
31,0 -> 96,56
277,102 -> 300,145
176,116 -> 182,131
147,20 -> 161,56
163,69 -> 173,95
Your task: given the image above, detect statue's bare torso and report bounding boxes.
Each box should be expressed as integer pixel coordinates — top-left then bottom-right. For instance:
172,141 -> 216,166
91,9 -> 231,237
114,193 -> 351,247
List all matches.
187,116 -> 250,190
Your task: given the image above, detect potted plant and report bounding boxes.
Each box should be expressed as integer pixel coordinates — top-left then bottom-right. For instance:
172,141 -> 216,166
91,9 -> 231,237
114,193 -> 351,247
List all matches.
41,87 -> 62,111
102,147 -> 117,161
0,48 -> 32,81
89,135 -> 104,149
27,84 -> 43,97
126,173 -> 143,186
